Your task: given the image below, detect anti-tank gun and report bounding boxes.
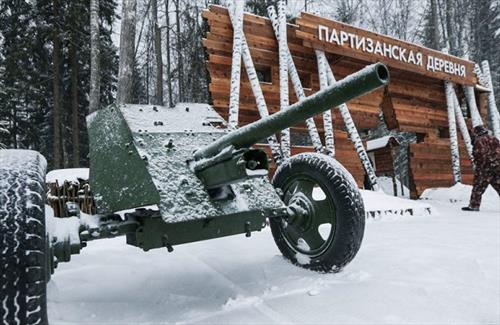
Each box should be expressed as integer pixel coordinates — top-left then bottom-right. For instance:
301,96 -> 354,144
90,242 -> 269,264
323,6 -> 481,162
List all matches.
0,63 -> 389,324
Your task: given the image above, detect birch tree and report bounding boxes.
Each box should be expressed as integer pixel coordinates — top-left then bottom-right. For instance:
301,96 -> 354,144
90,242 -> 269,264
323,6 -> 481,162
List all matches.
278,0 -> 290,159
227,1 -> 243,129
267,5 -> 324,154
444,81 -> 461,183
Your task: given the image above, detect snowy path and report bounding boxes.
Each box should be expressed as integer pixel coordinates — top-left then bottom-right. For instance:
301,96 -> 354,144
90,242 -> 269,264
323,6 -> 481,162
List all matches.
48,200 -> 499,324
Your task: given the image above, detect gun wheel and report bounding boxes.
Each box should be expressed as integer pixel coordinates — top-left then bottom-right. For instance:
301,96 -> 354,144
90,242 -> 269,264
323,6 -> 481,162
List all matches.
270,153 -> 365,273
0,150 -> 49,325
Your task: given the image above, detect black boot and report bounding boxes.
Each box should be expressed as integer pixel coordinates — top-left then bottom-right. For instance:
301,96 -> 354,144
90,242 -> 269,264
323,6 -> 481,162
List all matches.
461,206 -> 479,212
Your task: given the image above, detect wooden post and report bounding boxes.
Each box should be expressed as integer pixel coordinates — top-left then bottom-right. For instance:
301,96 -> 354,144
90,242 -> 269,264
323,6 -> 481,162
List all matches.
444,81 -> 461,183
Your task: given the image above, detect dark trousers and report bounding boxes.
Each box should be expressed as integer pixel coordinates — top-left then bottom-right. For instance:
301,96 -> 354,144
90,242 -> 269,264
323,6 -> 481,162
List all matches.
469,167 -> 500,209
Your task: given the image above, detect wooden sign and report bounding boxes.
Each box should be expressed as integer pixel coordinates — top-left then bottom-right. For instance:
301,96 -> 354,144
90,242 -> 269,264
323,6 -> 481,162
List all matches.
295,12 -> 476,86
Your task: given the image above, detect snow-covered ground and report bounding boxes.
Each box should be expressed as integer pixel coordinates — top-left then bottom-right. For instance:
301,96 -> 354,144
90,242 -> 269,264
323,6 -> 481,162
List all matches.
377,176 -> 410,198
361,189 -> 432,218
47,186 -> 499,324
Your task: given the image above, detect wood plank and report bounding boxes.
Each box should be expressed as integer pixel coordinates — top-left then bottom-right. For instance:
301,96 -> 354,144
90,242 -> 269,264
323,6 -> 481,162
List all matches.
295,13 -> 476,86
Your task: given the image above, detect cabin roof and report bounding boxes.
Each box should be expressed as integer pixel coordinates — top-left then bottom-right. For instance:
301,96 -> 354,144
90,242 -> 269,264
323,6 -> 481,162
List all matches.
367,135 -> 400,151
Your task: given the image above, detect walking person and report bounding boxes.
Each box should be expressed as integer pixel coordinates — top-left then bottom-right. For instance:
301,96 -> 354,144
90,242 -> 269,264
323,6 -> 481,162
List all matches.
462,125 -> 500,211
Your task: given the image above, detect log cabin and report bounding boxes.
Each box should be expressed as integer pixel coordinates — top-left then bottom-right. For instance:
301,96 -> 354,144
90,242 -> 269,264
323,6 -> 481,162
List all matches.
201,5 -> 490,199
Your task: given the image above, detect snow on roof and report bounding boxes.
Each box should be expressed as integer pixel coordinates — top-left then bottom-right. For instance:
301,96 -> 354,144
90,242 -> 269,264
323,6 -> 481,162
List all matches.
366,135 -> 399,151
46,168 -> 89,184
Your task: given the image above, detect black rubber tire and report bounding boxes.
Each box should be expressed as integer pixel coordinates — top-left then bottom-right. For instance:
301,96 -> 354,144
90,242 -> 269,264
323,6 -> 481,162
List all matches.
270,152 -> 365,273
0,150 -> 48,325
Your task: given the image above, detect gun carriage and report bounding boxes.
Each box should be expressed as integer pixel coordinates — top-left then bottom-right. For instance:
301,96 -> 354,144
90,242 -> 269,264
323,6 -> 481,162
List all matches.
0,62 -> 389,324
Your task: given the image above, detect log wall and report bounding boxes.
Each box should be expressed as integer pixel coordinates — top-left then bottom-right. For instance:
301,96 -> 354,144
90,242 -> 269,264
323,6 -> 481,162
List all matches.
409,139 -> 474,197
372,147 -> 394,175
202,5 -> 481,197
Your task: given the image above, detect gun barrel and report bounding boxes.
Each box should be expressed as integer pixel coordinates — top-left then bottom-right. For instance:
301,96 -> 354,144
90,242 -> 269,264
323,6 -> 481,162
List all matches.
194,63 -> 389,160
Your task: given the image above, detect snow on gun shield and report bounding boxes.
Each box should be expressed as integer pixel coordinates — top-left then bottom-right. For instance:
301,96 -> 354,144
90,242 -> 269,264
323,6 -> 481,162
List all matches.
0,63 -> 388,324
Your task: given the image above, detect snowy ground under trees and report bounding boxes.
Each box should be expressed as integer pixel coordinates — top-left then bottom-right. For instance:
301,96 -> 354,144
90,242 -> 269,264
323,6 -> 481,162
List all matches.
47,185 -> 499,324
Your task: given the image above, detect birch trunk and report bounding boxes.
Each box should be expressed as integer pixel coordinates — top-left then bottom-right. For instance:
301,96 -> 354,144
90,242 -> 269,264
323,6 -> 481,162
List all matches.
480,61 -> 500,139
474,64 -> 488,87
278,0 -> 290,159
318,50 -> 379,190
228,3 -> 282,164
452,91 -> 473,164
117,0 -> 137,104
52,0 -> 62,168
444,81 -> 462,183
315,50 -> 335,157
267,6 -> 323,154
228,1 -> 243,129
462,85 -> 483,127
89,0 -> 100,114
152,0 -> 163,105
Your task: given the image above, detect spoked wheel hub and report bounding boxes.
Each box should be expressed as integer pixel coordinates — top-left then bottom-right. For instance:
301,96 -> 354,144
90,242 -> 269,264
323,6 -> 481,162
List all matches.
283,177 -> 336,257
270,153 -> 365,273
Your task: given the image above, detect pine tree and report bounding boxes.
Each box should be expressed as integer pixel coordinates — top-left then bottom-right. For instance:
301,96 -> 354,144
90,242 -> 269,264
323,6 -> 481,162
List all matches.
0,0 -> 118,168
0,0 -> 42,150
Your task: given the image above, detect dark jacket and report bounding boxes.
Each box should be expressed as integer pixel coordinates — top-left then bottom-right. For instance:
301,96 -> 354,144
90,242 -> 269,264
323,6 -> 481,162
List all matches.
472,126 -> 500,171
